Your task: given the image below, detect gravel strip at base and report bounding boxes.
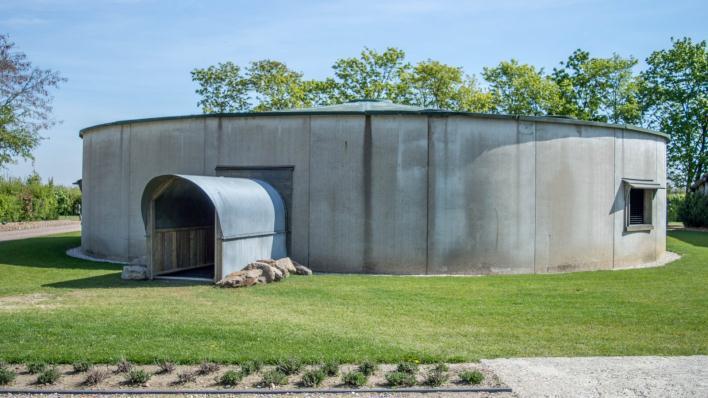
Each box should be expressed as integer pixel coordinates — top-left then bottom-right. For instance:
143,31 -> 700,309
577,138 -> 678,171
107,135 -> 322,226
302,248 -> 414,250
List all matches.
482,355 -> 708,398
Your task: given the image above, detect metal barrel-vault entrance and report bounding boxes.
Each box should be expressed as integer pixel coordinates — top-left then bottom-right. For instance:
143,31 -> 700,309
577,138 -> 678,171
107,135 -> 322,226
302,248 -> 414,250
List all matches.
141,175 -> 286,281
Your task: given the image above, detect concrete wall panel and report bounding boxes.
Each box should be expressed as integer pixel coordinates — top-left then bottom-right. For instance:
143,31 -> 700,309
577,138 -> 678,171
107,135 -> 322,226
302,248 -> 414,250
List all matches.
308,116 -> 366,272
428,117 -> 535,274
367,116 -> 428,274
613,130 -> 661,267
534,123 -> 615,272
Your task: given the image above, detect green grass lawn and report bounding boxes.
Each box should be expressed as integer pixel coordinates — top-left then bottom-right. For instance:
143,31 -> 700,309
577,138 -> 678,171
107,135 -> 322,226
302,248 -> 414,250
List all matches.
0,231 -> 706,364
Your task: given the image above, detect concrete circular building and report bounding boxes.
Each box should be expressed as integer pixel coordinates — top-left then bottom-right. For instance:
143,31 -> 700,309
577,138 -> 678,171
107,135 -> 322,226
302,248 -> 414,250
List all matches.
79,100 -> 668,280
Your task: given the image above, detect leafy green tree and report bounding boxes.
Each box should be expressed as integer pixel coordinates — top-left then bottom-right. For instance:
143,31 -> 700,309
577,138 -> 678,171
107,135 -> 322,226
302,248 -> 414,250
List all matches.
401,60 -> 495,112
0,34 -> 64,167
481,59 -> 562,116
247,60 -> 309,111
191,62 -> 250,113
402,60 -> 463,109
552,50 -> 641,123
640,37 -> 707,191
332,47 -> 411,102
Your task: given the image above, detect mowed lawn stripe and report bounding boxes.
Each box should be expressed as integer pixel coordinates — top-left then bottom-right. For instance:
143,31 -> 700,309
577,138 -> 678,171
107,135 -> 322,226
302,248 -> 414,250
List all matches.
0,231 -> 705,363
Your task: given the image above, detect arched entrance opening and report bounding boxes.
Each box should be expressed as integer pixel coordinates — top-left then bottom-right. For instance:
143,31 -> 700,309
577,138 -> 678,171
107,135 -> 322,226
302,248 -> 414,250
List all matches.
141,175 -> 286,282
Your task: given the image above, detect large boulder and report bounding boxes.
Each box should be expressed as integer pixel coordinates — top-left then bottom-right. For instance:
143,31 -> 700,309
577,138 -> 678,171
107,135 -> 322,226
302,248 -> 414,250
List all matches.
271,267 -> 284,282
243,262 -> 276,282
275,257 -> 297,274
217,269 -> 262,288
121,265 -> 148,280
293,262 -> 313,276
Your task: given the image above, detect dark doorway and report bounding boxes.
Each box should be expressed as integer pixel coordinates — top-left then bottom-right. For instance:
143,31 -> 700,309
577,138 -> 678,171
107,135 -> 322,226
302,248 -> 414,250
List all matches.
151,179 -> 215,279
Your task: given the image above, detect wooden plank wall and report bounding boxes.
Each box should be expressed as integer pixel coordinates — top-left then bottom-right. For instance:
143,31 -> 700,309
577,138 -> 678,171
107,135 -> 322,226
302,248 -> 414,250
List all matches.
152,226 -> 214,274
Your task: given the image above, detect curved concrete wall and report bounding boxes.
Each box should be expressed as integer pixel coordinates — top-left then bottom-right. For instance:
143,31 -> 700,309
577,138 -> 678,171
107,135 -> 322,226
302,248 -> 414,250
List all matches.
81,113 -> 667,274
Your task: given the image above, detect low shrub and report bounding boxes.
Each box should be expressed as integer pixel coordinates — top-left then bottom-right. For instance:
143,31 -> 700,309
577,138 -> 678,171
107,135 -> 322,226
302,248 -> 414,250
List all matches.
424,366 -> 448,387
667,193 -> 685,222
36,367 -> 61,385
276,358 -> 303,375
0,367 -> 16,385
115,358 -> 133,374
176,371 -> 197,384
259,369 -> 288,387
341,371 -> 367,388
198,361 -> 220,375
678,193 -> 708,227
83,368 -> 109,386
357,360 -> 377,376
431,363 -> 448,372
396,361 -> 418,375
125,369 -> 151,385
219,370 -> 243,386
26,361 -> 47,374
239,360 -> 263,376
156,360 -> 176,374
459,370 -> 484,385
72,360 -> 92,373
385,370 -> 416,387
301,368 -> 326,387
321,359 -> 340,376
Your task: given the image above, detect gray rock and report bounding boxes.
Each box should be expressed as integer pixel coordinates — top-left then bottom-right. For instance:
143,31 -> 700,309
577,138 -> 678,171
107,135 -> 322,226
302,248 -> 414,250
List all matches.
275,257 -> 297,273
217,269 -> 262,288
294,264 -> 313,276
243,262 -> 276,282
121,265 -> 148,280
272,267 -> 284,281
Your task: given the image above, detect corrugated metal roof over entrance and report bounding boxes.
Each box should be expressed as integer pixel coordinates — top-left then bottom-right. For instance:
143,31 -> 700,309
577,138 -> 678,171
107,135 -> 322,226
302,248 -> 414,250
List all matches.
141,175 -> 286,241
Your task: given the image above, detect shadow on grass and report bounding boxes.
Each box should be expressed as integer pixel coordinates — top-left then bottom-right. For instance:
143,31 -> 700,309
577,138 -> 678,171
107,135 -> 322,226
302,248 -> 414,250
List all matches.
668,230 -> 708,248
0,235 -> 120,270
2,234 -> 211,289
43,273 -> 209,289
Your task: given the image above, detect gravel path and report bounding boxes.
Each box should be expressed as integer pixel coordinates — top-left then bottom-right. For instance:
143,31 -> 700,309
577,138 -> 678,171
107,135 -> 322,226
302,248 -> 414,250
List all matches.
482,356 -> 708,398
0,221 -> 80,242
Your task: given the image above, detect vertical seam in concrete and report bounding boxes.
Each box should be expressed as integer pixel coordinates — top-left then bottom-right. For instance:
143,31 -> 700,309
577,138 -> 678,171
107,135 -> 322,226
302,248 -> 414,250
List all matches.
127,125 -> 132,258
425,116 -> 431,275
532,121 -> 537,274
363,115 -> 373,273
202,119 -> 207,175
306,116 -> 312,266
612,129 -> 617,269
655,136 -> 658,262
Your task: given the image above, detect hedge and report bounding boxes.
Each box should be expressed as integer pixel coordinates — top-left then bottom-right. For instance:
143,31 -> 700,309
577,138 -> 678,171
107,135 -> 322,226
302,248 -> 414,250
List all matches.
0,173 -> 81,223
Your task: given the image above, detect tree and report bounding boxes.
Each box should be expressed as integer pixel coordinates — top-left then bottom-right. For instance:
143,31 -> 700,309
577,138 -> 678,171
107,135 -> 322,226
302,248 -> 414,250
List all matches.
247,60 -> 308,111
399,60 -> 492,112
481,59 -> 562,116
331,47 -> 411,102
552,50 -> 641,124
640,37 -> 707,191
0,34 -> 64,167
191,62 -> 250,113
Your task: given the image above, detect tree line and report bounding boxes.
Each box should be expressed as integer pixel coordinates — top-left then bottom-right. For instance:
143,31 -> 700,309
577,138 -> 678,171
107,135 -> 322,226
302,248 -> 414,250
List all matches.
192,38 -> 706,192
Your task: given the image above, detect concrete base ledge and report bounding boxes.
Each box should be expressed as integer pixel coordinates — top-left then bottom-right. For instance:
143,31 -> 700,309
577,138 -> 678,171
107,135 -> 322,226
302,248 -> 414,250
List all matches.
66,247 -> 128,265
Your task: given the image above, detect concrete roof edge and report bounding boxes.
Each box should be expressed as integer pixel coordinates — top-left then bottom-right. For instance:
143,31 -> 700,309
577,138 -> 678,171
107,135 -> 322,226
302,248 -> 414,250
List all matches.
79,111 -> 669,140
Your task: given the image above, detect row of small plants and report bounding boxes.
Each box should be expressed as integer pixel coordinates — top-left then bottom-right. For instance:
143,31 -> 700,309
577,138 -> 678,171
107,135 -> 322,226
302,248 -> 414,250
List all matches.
0,358 -> 485,388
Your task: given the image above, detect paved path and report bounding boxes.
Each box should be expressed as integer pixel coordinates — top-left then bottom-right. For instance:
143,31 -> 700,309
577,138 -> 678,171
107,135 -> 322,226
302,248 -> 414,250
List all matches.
482,356 -> 708,398
0,221 -> 81,242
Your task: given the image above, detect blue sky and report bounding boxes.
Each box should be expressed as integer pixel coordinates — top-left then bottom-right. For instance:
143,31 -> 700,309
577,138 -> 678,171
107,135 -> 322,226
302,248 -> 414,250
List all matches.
1,0 -> 706,185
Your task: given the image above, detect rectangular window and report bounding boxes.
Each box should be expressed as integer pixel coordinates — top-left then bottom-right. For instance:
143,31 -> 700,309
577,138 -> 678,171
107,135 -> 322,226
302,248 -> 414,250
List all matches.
628,188 -> 646,225
622,178 -> 660,232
